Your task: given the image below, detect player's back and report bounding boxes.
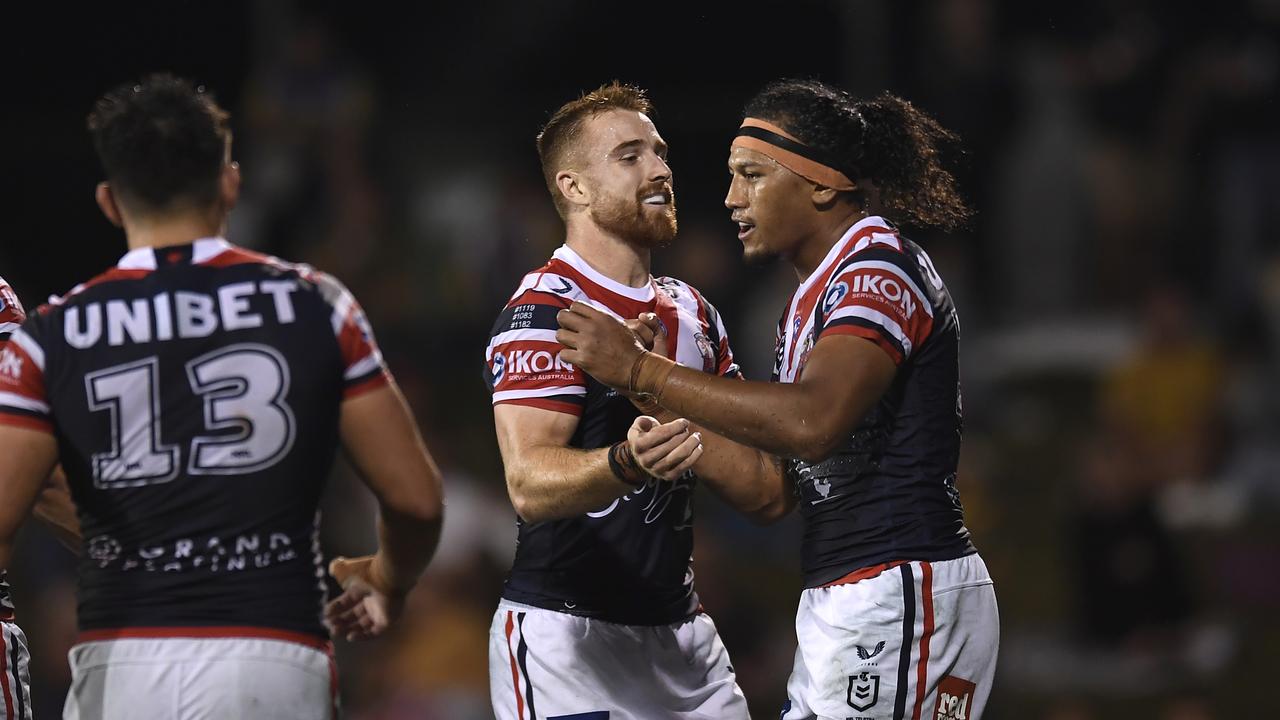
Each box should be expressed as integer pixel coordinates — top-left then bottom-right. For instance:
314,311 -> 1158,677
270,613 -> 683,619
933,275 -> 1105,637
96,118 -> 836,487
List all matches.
3,238 -> 382,641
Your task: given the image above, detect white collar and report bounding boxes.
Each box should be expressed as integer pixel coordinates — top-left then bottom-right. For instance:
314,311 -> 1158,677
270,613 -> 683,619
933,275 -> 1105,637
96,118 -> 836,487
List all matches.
552,244 -> 655,302
116,237 -> 231,269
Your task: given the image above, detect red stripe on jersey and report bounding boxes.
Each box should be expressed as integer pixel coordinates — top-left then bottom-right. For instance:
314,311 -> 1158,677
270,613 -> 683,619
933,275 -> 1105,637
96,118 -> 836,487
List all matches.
496,375 -> 581,393
824,265 -> 934,355
76,625 -> 330,650
0,339 -> 48,407
336,312 -> 378,371
343,373 -> 388,399
549,260 -> 653,319
821,324 -> 906,365
494,397 -> 584,417
0,413 -> 55,434
716,336 -> 737,377
69,267 -> 153,297
912,562 -> 935,720
491,338 -> 583,397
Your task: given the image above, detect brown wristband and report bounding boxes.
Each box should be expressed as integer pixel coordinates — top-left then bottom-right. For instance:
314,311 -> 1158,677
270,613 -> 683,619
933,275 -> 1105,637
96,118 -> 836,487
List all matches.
608,440 -> 648,486
627,391 -> 662,415
628,352 -> 676,404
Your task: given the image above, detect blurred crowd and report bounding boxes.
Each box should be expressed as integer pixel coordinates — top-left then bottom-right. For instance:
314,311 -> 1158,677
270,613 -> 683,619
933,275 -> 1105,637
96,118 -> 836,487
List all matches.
6,1 -> 1280,718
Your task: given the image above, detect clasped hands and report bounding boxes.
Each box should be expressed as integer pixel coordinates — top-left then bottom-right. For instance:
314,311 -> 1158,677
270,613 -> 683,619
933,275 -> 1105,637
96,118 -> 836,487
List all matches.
557,302 -> 699,482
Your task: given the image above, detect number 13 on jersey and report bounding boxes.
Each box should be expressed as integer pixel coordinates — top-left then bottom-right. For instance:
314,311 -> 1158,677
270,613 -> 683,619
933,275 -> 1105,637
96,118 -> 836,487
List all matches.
85,342 -> 295,488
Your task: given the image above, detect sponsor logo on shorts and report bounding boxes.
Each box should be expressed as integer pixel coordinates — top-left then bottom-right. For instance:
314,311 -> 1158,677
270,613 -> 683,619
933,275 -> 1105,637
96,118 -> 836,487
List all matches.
856,641 -> 886,660
934,676 -> 976,719
847,671 -> 879,712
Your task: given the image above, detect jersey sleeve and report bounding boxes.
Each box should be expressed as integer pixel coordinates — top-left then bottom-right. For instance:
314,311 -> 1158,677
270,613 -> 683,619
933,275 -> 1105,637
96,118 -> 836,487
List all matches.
485,279 -> 586,417
0,321 -> 53,434
818,250 -> 935,365
0,275 -> 25,339
312,272 -> 391,399
0,277 -> 47,432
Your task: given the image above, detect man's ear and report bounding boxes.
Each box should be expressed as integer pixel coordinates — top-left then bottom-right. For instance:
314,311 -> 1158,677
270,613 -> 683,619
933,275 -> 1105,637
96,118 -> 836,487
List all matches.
556,169 -> 590,209
95,182 -> 124,228
810,183 -> 841,207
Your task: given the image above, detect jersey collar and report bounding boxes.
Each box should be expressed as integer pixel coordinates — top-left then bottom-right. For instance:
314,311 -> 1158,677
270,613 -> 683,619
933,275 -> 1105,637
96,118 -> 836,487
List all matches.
116,237 -> 232,269
552,244 -> 655,302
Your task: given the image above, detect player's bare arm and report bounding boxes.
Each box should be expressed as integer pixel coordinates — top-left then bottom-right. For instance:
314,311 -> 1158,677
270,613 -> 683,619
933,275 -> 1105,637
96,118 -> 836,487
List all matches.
494,403 -> 701,523
624,315 -> 794,523
32,466 -> 82,553
559,301 -> 896,463
0,426 -> 59,569
325,382 -> 444,641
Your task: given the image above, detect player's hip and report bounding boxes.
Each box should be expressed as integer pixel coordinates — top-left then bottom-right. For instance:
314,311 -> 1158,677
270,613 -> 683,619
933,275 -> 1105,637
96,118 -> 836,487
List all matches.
0,622 -> 31,720
785,555 -> 998,720
64,632 -> 337,720
488,600 -> 748,720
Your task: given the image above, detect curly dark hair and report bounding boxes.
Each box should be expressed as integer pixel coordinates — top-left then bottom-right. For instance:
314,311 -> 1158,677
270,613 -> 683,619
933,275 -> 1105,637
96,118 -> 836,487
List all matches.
87,73 -> 231,213
536,81 -> 653,218
744,79 -> 971,231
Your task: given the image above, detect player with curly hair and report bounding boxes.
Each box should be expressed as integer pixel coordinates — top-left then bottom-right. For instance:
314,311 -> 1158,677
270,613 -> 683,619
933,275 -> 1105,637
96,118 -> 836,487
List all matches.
558,79 -> 999,720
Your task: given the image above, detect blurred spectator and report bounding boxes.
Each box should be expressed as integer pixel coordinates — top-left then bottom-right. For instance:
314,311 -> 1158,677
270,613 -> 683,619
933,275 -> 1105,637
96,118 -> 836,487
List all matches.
1100,284 -> 1226,487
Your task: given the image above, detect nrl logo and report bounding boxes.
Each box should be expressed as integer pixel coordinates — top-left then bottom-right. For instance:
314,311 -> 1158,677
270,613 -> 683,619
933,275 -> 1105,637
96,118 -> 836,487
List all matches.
856,641 -> 886,660
847,671 -> 879,712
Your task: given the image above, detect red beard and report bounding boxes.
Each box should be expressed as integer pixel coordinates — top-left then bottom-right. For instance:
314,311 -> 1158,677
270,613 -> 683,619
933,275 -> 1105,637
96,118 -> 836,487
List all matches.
591,185 -> 677,248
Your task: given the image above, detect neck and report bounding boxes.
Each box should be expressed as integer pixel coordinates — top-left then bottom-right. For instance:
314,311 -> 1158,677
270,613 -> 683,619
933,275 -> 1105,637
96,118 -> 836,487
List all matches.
563,219 -> 652,288
792,206 -> 867,280
123,212 -> 225,251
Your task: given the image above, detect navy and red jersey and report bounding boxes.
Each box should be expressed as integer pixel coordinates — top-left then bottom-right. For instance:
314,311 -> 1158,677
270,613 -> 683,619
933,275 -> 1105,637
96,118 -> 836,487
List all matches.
0,238 -> 389,641
484,244 -> 739,625
0,274 -> 26,620
773,216 -> 976,588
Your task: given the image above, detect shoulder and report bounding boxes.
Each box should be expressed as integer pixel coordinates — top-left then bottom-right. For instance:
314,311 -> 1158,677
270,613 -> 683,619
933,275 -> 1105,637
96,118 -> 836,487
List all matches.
503,260 -> 591,310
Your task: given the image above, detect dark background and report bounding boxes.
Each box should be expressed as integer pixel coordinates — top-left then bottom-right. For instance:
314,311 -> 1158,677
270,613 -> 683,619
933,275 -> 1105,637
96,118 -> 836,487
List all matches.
3,1 -> 1278,717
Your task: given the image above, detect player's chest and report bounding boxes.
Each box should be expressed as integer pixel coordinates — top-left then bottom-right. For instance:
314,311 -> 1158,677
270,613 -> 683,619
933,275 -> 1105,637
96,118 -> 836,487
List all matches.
774,287 -> 826,383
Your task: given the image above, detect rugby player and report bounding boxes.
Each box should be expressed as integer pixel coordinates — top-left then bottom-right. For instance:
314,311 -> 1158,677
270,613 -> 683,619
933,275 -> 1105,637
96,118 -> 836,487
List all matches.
558,80 -> 999,720
483,82 -> 756,719
0,74 -> 444,719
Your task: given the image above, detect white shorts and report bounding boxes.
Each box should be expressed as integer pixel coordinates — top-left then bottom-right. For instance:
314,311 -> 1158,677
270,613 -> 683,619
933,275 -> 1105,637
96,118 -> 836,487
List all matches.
783,554 -> 999,720
0,622 -> 31,720
488,600 -> 749,720
63,632 -> 337,720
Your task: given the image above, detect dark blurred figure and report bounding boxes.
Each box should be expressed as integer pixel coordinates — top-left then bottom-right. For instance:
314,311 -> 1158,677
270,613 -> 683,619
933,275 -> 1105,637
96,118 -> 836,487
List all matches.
1069,434 -> 1194,647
